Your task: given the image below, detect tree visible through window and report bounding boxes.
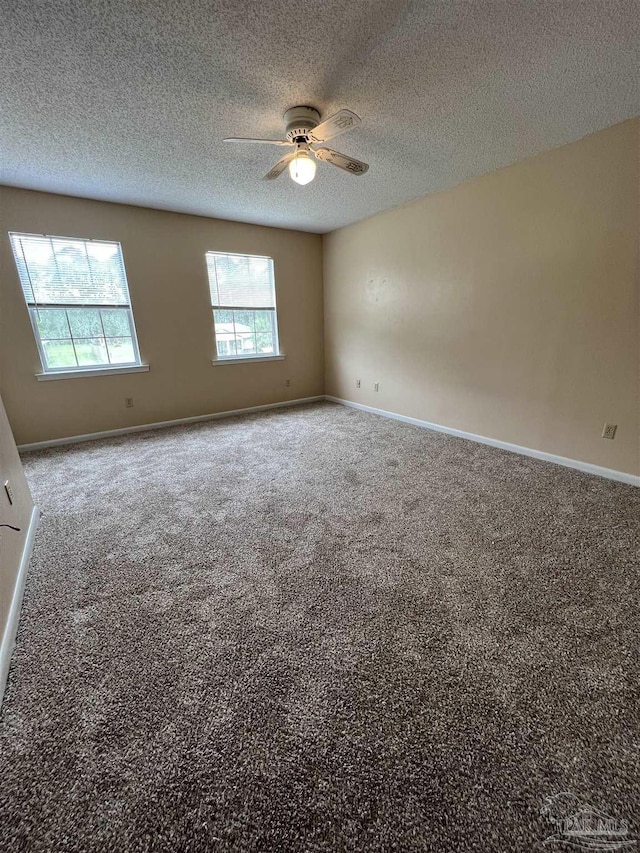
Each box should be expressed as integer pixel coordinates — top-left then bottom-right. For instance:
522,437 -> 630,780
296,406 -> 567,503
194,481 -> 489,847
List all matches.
9,233 -> 142,372
205,252 -> 279,359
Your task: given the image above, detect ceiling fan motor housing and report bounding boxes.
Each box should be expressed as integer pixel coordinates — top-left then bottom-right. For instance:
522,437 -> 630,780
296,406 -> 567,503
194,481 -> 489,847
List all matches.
284,106 -> 320,143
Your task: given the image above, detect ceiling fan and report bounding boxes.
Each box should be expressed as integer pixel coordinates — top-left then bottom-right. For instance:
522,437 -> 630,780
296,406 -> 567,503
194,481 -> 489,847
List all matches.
224,106 -> 369,185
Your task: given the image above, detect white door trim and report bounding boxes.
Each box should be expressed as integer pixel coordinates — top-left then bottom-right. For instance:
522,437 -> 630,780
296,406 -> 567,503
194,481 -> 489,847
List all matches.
0,504 -> 40,709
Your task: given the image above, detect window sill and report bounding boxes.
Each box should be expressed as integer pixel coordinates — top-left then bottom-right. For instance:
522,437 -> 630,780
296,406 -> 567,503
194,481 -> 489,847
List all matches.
211,355 -> 285,366
36,364 -> 150,381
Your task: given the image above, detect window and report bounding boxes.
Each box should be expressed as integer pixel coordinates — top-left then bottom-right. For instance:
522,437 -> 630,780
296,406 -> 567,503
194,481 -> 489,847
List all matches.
9,232 -> 142,373
206,251 -> 279,360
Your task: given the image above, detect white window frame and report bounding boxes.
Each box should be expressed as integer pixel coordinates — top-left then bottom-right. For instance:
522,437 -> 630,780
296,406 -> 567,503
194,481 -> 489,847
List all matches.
9,232 -> 144,377
206,251 -> 281,362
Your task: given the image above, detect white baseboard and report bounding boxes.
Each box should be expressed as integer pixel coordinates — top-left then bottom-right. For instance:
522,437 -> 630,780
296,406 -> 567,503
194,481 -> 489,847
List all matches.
16,393 -> 639,487
326,396 -> 640,487
17,396 -> 325,452
0,504 -> 40,709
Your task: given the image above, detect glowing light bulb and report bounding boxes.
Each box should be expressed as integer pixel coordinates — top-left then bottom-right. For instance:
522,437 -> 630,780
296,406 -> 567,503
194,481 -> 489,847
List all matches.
288,150 -> 316,185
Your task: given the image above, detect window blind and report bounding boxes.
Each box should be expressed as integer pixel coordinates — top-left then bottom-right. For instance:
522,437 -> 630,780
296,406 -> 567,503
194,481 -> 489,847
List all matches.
9,233 -> 131,306
206,252 -> 275,308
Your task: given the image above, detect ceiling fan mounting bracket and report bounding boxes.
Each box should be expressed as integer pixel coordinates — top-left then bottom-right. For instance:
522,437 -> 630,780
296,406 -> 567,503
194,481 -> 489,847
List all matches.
284,106 -> 321,143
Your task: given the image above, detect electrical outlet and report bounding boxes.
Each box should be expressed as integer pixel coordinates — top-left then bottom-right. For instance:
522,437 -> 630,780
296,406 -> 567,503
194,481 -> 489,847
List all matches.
602,423 -> 617,440
374,382 -> 379,392
356,379 -> 361,389
285,378 -> 291,387
125,397 -> 134,408
4,480 -> 14,505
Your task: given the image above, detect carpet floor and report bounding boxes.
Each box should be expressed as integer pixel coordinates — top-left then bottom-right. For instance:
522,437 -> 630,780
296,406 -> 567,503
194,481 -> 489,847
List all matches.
1,401 -> 638,852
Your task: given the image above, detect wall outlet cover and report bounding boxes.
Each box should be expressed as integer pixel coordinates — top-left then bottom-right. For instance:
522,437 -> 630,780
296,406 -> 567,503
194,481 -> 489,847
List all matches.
602,423 -> 617,440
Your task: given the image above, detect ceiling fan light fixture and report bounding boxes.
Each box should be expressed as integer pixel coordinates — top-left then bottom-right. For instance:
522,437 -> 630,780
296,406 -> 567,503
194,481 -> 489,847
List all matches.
288,150 -> 316,185
225,107 -> 369,182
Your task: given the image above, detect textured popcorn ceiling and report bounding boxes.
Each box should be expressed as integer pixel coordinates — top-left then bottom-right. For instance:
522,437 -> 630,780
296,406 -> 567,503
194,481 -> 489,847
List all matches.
1,1 -> 638,233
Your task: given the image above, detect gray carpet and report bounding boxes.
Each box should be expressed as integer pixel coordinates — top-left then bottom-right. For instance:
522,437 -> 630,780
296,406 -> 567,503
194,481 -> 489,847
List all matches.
1,401 -> 638,852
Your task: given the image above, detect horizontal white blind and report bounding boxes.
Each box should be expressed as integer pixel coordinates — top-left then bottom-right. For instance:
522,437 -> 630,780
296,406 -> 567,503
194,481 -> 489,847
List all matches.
9,233 -> 131,306
206,252 -> 275,308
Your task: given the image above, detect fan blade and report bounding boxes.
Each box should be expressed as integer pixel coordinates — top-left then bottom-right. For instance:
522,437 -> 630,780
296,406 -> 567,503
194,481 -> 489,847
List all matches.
264,152 -> 295,180
308,110 -> 361,143
223,137 -> 291,146
313,147 -> 369,175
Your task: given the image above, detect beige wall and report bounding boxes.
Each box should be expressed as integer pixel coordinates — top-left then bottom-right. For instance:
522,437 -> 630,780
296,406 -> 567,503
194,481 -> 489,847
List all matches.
1,121 -> 638,474
324,119 -> 640,477
0,393 -> 34,648
0,188 -> 324,445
